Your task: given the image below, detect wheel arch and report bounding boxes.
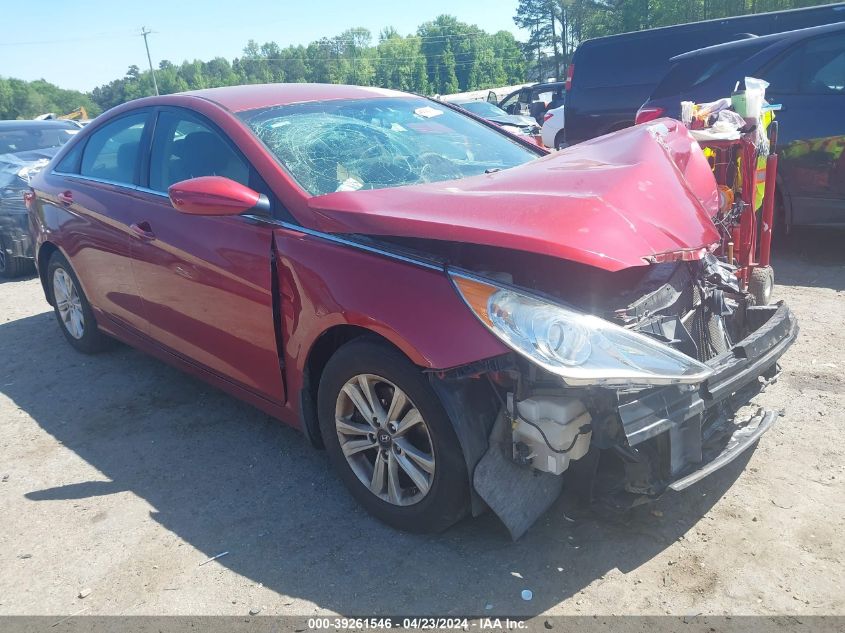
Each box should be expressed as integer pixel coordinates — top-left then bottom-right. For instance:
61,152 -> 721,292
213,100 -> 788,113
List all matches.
299,324 -> 408,449
36,240 -> 60,305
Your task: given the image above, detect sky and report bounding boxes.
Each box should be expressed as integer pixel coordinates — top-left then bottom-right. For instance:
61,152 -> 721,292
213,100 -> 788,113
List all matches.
1,0 -> 527,92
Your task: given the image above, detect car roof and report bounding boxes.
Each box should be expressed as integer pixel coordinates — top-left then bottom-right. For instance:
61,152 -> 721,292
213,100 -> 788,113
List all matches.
182,83 -> 412,112
671,20 -> 845,61
579,4 -> 845,47
0,119 -> 79,129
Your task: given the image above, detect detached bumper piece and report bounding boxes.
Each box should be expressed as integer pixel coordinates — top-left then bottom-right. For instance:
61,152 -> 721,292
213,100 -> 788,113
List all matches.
0,203 -> 33,260
612,302 -> 797,501
669,409 -> 776,491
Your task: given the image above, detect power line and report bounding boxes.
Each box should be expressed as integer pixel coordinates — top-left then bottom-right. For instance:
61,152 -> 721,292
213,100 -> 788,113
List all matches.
141,27 -> 159,96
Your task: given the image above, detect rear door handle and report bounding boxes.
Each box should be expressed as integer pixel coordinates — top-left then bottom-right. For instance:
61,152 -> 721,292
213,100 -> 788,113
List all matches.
130,221 -> 156,241
58,191 -> 73,206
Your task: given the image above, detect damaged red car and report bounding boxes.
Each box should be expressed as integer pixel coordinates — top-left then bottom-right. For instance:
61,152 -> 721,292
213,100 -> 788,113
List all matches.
27,84 -> 798,537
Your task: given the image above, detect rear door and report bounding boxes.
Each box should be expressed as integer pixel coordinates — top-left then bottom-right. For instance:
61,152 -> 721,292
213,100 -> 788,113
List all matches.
128,107 -> 286,403
46,110 -> 150,333
761,32 -> 845,226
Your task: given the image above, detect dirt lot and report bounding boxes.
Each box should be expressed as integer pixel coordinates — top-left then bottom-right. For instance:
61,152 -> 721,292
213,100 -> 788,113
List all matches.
0,231 -> 843,619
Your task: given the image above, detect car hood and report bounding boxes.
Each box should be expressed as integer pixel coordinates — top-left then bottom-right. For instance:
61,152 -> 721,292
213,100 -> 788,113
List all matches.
305,119 -> 721,272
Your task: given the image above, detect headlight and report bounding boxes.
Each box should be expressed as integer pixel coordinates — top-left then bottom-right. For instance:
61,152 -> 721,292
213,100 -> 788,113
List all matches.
17,159 -> 50,183
451,272 -> 713,387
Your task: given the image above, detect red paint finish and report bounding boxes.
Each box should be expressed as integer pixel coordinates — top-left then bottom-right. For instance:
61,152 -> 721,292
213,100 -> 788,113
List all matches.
183,83 -> 408,113
28,85 -> 725,436
635,106 -> 666,125
273,228 -> 507,403
308,119 -> 721,272
168,176 -> 261,216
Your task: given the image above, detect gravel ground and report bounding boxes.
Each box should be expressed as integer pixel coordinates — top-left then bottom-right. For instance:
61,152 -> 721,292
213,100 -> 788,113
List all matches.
0,231 -> 842,618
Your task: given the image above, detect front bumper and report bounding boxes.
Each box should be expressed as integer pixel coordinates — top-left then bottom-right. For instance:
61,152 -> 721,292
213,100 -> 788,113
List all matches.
614,301 -> 798,495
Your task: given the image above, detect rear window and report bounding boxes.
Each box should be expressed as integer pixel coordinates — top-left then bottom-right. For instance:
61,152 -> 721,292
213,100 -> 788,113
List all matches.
651,53 -> 746,98
0,126 -> 77,154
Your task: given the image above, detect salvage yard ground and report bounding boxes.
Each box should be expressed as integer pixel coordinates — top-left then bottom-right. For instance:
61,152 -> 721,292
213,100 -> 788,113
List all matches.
0,231 -> 843,617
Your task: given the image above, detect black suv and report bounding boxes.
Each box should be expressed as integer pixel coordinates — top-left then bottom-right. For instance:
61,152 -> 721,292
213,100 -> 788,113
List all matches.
639,22 -> 845,230
563,3 -> 845,146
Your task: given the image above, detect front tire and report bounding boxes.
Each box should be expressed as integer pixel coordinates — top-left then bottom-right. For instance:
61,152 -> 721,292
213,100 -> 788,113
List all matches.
317,338 -> 470,533
749,265 -> 774,306
47,251 -> 111,353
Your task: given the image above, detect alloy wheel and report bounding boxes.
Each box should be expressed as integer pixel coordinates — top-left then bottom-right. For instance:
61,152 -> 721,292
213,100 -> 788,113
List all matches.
53,268 -> 85,339
335,373 -> 435,506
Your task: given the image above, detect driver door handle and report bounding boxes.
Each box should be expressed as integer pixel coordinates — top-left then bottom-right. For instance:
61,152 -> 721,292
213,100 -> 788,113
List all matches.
130,221 -> 156,241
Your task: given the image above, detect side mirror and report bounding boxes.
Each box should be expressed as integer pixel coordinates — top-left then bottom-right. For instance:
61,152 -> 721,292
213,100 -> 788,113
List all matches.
168,176 -> 270,216
487,90 -> 498,104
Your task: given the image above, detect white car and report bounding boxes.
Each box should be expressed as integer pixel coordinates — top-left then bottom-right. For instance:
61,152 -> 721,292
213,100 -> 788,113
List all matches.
541,105 -> 565,149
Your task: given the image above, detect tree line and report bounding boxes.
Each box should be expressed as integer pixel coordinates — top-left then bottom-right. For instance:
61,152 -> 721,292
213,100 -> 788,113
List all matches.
1,1 -> 837,120
87,17 -> 527,112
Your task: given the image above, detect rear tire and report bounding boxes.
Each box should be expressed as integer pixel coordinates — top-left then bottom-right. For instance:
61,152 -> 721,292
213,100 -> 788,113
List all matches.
47,251 -> 111,353
554,130 -> 566,150
317,338 -> 470,533
749,265 -> 774,306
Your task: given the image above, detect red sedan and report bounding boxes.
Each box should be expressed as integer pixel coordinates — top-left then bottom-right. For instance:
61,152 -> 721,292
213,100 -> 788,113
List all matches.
27,84 -> 797,537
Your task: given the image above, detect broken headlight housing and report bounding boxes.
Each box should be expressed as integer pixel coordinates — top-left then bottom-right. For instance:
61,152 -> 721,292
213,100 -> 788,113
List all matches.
451,272 -> 713,387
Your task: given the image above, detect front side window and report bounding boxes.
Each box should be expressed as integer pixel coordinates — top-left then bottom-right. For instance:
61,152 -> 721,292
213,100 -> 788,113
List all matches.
239,97 -> 538,197
149,111 -> 250,192
80,113 -> 147,185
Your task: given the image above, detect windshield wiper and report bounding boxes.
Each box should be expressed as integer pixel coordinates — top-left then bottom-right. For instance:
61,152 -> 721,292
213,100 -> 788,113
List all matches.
484,167 -> 502,174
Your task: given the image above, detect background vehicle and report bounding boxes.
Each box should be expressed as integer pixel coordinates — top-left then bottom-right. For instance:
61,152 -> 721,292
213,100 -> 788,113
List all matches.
541,104 -> 565,149
452,99 -> 540,138
638,22 -> 845,230
0,119 -> 78,277
27,85 -> 795,537
564,3 -> 845,146
498,81 -> 566,124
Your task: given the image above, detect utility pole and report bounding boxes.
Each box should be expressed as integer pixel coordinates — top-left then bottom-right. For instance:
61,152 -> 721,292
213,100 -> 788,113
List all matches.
141,27 -> 159,96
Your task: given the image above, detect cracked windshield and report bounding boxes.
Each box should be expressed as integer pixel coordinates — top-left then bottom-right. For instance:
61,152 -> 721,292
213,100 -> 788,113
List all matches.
240,97 -> 538,195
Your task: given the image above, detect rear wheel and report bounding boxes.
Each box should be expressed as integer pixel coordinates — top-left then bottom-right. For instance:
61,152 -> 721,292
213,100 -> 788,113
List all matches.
554,130 -> 566,150
317,338 -> 469,532
47,251 -> 111,353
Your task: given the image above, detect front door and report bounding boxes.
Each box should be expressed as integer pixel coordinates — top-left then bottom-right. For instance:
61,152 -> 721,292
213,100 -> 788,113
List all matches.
762,32 -> 845,226
128,108 -> 285,403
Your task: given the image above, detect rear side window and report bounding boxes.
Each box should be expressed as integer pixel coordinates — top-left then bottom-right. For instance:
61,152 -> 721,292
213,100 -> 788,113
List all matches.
55,142 -> 84,174
652,53 -> 745,98
80,113 -> 147,185
761,46 -> 803,93
149,110 -> 249,192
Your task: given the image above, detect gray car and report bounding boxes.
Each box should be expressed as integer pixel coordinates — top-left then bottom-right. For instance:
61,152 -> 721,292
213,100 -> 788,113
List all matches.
0,120 -> 78,277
